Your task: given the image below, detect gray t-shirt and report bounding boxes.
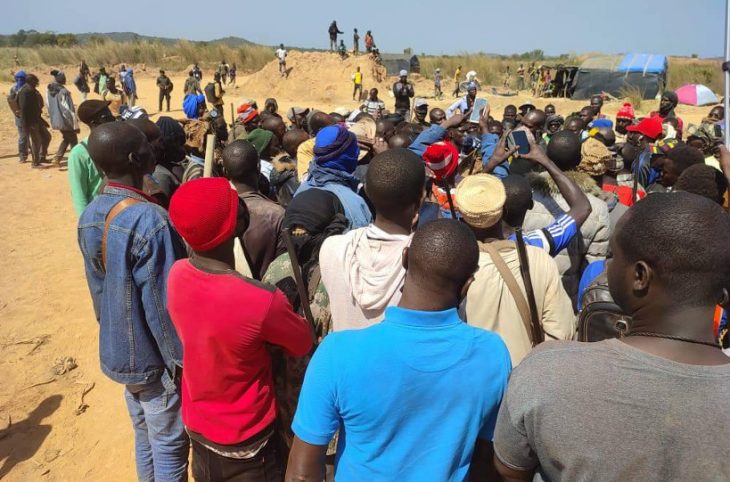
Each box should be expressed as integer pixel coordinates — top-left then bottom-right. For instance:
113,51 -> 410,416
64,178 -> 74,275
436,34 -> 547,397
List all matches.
494,339 -> 730,482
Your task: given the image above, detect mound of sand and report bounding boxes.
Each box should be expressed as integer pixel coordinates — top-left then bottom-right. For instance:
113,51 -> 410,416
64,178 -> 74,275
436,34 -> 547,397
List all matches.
235,51 -> 429,108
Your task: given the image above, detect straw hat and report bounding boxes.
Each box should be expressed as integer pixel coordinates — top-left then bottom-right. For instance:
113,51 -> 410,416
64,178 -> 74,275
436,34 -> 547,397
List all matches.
455,174 -> 506,228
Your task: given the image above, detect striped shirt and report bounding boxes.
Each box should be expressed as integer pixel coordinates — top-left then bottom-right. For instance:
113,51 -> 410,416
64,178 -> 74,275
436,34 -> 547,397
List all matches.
508,213 -> 577,257
362,99 -> 385,119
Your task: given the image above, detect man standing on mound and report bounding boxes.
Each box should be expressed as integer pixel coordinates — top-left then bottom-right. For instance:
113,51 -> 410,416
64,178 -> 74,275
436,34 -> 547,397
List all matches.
276,44 -> 288,78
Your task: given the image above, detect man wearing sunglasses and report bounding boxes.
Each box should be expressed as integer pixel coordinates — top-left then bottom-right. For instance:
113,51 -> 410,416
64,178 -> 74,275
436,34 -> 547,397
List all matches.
68,100 -> 116,216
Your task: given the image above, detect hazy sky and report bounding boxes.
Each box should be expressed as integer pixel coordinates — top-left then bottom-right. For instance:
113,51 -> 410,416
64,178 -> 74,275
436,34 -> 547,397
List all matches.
2,0 -> 726,58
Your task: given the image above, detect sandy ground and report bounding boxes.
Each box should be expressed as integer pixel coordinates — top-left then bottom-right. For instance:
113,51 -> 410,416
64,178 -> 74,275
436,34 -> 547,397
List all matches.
0,51 -> 715,481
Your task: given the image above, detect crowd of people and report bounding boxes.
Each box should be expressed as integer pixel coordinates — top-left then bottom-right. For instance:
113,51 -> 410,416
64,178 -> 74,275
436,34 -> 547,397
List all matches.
8,39 -> 730,481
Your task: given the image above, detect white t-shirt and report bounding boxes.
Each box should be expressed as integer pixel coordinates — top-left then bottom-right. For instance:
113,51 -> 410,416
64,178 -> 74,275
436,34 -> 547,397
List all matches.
276,49 -> 287,62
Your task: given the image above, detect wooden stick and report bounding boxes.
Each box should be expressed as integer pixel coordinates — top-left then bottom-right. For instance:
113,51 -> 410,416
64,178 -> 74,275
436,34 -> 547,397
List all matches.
282,229 -> 317,337
203,134 -> 215,178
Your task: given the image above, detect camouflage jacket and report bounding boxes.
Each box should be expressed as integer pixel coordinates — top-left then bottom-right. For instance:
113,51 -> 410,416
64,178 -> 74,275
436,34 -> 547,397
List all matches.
263,253 -> 334,452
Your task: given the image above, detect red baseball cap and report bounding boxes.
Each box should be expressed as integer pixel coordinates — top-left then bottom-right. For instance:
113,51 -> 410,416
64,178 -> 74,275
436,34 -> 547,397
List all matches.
423,141 -> 460,181
626,116 -> 663,140
169,178 -> 240,252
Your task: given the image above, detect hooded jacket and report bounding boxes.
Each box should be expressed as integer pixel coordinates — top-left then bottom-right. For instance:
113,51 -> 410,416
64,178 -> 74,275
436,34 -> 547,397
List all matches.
47,81 -> 77,131
320,224 -> 412,331
522,170 -> 611,305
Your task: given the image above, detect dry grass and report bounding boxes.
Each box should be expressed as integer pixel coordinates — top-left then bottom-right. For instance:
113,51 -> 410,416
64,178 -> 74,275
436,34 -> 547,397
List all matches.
668,57 -> 723,92
0,40 -> 274,79
419,54 -> 578,87
1,42 -> 723,96
420,54 -> 724,95
618,85 -> 644,110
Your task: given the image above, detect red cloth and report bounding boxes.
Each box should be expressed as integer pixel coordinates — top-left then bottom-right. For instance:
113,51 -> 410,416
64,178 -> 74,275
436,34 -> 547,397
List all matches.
423,141 -> 459,181
167,259 -> 313,444
602,184 -> 646,207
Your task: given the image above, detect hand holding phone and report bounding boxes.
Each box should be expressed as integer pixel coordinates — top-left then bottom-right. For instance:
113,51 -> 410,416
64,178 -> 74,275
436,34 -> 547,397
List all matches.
508,130 -> 531,155
469,98 -> 488,123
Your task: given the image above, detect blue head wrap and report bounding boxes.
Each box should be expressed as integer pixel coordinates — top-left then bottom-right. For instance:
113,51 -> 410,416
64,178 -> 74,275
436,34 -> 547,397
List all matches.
590,118 -> 614,129
313,124 -> 360,173
14,70 -> 26,91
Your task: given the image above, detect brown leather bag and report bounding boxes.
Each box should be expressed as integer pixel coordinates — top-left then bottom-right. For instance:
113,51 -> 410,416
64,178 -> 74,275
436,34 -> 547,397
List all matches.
479,240 -> 544,346
101,198 -> 142,272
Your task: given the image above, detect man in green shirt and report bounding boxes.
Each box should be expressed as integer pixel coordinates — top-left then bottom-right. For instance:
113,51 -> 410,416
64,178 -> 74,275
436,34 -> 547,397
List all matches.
68,100 -> 115,216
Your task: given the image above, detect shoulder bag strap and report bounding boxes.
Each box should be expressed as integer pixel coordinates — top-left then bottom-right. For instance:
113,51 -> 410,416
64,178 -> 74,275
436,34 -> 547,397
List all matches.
101,198 -> 143,272
479,241 -> 537,345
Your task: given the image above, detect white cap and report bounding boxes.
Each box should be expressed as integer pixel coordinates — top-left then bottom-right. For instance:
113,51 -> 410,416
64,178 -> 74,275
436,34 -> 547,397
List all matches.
399,69 -> 408,77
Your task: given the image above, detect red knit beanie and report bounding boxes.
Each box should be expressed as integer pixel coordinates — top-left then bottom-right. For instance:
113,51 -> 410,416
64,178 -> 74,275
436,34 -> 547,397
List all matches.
616,102 -> 635,120
169,177 -> 240,251
423,141 -> 460,181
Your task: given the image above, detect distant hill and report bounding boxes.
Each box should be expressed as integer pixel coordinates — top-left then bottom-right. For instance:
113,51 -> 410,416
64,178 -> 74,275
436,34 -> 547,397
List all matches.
0,30 -> 262,47
74,32 -> 260,47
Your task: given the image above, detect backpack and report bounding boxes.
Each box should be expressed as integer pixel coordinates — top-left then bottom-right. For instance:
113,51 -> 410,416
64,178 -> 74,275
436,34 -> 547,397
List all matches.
577,271 -> 631,342
204,82 -> 218,103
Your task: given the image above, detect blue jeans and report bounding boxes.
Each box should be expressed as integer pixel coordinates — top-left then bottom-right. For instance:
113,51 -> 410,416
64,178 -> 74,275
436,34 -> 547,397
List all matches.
14,116 -> 28,160
125,376 -> 189,482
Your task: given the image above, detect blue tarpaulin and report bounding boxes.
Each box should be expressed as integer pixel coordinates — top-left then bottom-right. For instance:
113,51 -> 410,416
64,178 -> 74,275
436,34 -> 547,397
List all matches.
571,52 -> 668,100
617,54 -> 667,74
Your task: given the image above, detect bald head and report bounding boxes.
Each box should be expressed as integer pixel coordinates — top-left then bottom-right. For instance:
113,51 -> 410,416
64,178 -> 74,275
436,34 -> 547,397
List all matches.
407,219 -> 479,294
523,109 -> 546,128
388,133 -> 412,149
429,108 -> 446,125
222,140 -> 260,184
283,128 -> 310,158
261,116 -> 286,142
309,111 -> 334,136
547,130 -> 582,171
87,122 -> 152,178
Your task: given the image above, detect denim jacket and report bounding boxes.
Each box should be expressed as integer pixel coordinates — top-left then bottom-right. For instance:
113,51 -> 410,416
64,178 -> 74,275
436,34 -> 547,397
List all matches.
78,184 -> 186,386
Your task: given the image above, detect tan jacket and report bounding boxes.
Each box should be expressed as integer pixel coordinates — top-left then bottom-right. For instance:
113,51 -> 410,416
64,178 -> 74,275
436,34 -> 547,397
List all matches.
523,171 -> 611,304
461,241 -> 575,365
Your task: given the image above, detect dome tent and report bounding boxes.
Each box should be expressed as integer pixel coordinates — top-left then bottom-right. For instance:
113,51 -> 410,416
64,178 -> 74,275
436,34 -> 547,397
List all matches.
571,53 -> 667,100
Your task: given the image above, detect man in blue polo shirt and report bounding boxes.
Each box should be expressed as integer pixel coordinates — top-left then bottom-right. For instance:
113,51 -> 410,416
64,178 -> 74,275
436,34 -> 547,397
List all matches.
285,219 -> 511,482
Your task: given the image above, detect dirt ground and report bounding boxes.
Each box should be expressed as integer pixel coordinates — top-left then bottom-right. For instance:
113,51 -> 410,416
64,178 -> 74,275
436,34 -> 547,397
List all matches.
0,51 -> 714,481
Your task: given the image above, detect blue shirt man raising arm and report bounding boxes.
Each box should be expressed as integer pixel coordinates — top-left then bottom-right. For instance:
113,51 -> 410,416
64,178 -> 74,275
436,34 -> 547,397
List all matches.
78,122 -> 189,482
285,219 -> 512,482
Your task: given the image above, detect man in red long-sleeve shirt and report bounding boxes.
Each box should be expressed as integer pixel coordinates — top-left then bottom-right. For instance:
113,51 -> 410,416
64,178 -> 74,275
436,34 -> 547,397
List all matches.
167,177 -> 313,481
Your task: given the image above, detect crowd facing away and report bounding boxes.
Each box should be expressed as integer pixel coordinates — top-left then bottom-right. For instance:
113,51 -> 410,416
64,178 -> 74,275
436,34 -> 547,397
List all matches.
7,54 -> 730,482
